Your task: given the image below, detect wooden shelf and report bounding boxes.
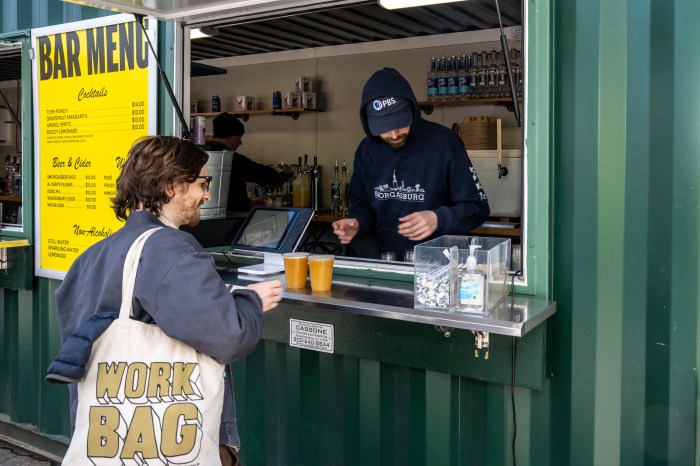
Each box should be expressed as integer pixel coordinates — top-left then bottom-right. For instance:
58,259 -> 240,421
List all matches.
0,195 -> 21,202
192,108 -> 323,121
470,222 -> 521,238
312,212 -> 345,223
419,97 -> 522,114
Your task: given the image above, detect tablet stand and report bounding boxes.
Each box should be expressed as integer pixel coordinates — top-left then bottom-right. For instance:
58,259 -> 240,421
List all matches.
237,252 -> 285,275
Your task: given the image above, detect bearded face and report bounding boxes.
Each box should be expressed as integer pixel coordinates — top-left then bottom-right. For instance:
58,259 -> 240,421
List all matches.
168,167 -> 211,227
379,126 -> 411,150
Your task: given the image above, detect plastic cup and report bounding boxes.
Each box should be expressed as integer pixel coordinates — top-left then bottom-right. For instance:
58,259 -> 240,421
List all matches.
308,255 -> 334,292
283,252 -> 309,289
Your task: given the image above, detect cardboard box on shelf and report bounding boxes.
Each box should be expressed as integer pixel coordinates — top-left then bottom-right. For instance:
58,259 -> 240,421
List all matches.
283,92 -> 300,109
295,76 -> 314,93
235,96 -> 255,111
300,92 -> 316,109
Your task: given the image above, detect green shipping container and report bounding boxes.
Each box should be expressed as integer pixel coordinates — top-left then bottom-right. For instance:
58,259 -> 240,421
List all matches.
0,1 -> 698,465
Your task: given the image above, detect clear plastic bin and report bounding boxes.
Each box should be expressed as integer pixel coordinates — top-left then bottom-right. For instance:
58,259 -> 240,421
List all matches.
414,235 -> 511,314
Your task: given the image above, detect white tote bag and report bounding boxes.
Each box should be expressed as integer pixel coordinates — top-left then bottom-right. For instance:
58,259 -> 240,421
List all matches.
62,228 -> 225,465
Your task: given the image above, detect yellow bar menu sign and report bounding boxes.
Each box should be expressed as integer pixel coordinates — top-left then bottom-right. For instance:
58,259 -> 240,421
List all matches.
32,14 -> 157,279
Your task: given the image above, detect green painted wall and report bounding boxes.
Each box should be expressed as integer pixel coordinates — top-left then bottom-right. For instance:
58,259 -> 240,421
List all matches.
550,0 -> 699,465
233,303 -> 548,465
1,0 -> 699,465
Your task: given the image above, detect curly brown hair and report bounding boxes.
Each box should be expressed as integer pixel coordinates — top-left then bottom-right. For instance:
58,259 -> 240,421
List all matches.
112,136 -> 209,221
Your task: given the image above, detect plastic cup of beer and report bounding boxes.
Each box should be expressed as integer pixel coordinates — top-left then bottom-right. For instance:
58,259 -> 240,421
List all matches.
308,254 -> 335,292
282,252 -> 309,289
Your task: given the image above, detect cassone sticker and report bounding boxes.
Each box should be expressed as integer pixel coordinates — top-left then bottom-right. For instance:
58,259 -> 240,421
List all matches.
289,319 -> 335,354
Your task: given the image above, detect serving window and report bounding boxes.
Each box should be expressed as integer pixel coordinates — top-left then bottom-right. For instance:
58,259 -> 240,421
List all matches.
49,0 -> 552,296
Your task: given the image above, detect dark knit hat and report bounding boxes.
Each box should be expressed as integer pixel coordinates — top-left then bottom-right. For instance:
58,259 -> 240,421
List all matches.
213,112 -> 245,138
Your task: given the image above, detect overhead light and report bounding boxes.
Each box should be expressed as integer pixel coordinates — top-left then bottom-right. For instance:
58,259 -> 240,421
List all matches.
378,0 -> 465,9
190,26 -> 219,40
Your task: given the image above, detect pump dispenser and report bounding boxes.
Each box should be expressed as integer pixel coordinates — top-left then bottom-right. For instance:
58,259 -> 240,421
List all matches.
310,156 -> 321,211
457,244 -> 486,311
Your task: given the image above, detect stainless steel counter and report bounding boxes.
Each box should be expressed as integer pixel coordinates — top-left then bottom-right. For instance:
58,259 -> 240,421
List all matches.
219,269 -> 556,337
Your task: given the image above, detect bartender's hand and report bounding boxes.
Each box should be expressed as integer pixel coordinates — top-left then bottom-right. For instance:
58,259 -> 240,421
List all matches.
247,279 -> 283,312
332,218 -> 360,244
398,210 -> 438,241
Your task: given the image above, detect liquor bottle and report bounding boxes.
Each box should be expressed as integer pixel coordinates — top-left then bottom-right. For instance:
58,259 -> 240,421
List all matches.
458,54 -> 469,98
477,51 -> 488,97
512,48 -> 523,97
468,52 -> 479,99
447,55 -> 459,99
282,162 -> 294,206
487,50 -> 498,98
4,155 -> 11,193
497,50 -> 507,98
330,160 -> 341,216
437,56 -> 448,100
12,160 -> 21,195
427,57 -> 438,101
340,161 -> 349,214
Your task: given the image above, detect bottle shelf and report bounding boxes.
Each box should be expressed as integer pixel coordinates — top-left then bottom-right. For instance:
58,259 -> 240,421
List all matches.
418,97 -> 522,115
192,108 -> 323,122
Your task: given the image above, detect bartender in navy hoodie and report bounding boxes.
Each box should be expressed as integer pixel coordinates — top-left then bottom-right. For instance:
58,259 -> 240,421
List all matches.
333,67 -> 490,260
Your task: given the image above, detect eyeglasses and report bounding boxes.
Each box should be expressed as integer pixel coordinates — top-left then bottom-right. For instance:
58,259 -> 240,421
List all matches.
196,175 -> 213,192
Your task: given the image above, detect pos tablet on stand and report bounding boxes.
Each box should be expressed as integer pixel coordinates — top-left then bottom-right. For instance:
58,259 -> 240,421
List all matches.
230,206 -> 314,275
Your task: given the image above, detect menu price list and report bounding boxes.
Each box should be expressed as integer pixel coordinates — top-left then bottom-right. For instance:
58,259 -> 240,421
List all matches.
43,169 -> 116,261
132,100 -> 145,131
44,100 -> 146,144
45,171 -> 116,211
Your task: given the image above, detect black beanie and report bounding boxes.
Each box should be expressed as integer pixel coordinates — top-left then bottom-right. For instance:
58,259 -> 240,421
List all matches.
213,112 -> 245,138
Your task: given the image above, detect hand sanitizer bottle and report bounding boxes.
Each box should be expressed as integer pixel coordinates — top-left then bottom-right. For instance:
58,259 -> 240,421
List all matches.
457,244 -> 485,311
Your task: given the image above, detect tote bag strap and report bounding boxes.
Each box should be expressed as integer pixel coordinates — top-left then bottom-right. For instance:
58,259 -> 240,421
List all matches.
118,227 -> 163,320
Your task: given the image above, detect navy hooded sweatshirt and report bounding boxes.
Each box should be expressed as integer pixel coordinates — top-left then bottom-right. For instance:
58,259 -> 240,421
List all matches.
348,67 -> 490,259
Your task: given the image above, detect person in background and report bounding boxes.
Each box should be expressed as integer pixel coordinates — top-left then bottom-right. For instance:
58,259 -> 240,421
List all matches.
54,136 -> 282,466
332,67 -> 490,261
208,112 -> 288,212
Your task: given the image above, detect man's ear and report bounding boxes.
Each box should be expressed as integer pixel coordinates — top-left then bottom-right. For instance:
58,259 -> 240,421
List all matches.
166,182 -> 176,197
